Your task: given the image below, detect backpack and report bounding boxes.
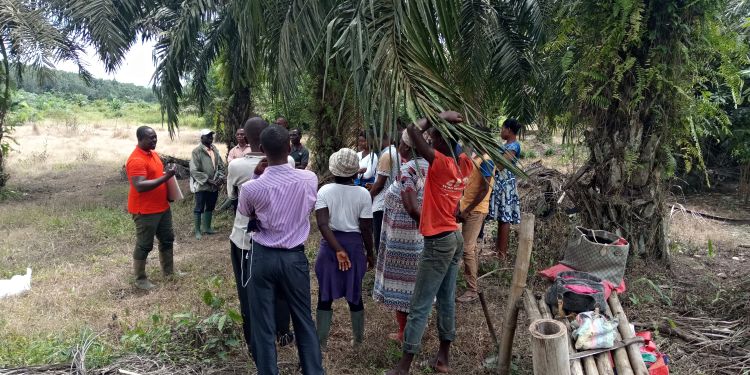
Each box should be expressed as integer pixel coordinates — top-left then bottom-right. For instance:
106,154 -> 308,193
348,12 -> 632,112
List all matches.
545,271 -> 608,314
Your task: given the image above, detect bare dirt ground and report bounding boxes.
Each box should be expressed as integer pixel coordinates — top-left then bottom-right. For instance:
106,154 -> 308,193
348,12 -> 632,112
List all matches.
1,122 -> 748,374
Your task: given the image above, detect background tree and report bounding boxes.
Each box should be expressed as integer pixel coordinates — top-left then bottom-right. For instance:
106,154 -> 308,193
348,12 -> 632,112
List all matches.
559,0 -> 744,259
0,0 -> 152,188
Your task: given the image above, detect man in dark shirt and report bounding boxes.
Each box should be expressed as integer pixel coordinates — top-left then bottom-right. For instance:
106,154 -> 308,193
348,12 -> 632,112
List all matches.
289,128 -> 310,169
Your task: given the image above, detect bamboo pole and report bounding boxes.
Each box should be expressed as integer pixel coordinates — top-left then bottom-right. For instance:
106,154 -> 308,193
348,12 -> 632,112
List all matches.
523,289 -> 543,323
539,300 -> 585,375
497,213 -> 536,375
608,293 -> 649,375
529,319 -> 571,375
611,330 -> 635,375
595,354 -> 614,375
538,298 -> 552,320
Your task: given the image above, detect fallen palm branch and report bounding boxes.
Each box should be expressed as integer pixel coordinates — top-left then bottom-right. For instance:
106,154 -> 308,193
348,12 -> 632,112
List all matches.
634,316 -> 750,375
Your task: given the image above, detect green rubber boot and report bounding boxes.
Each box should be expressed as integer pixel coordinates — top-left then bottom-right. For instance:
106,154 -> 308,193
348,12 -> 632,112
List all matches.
350,310 -> 365,346
202,211 -> 216,235
133,259 -> 155,290
316,309 -> 333,351
194,213 -> 202,239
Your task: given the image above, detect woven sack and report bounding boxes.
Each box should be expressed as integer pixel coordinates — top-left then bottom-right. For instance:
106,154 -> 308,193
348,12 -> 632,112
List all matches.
560,226 -> 629,285
545,271 -> 608,314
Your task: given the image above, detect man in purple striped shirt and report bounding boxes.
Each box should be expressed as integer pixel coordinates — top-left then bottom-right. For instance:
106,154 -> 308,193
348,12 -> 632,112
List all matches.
238,125 -> 324,375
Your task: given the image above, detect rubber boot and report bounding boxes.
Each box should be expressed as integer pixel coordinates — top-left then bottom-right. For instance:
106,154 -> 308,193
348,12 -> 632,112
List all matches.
133,259 -> 155,290
159,248 -> 185,279
202,211 -> 216,235
316,309 -> 333,351
194,213 -> 202,239
350,310 -> 365,346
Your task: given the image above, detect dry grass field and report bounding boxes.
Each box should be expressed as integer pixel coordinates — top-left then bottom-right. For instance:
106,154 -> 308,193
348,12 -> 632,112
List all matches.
1,120 -> 748,374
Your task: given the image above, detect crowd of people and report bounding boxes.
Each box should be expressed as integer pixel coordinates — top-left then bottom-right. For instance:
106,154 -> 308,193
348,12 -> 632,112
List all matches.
124,113 -> 522,374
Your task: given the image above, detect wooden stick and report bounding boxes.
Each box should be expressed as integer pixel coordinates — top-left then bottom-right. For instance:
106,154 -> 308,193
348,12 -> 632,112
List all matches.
497,213 -> 536,375
479,290 -> 500,350
529,319 -> 571,375
608,293 -> 649,375
523,289 -> 543,323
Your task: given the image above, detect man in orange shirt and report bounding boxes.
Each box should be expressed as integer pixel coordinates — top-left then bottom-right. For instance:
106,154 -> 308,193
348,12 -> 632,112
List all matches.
387,111 -> 472,375
126,126 -> 177,290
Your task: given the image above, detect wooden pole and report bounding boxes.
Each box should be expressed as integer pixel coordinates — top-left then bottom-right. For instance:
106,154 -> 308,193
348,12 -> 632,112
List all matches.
611,331 -> 635,375
523,289 -> 542,323
538,299 -> 552,320
595,354 -> 614,375
529,319 -> 571,375
479,290 -> 500,350
608,293 -> 649,375
497,213 -> 536,375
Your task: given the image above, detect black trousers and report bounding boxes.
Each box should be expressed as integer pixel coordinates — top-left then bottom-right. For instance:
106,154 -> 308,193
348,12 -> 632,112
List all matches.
194,191 -> 219,214
246,243 -> 324,375
229,241 -> 292,351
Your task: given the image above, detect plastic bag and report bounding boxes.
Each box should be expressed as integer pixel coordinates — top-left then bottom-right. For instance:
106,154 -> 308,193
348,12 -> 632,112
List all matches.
571,310 -> 618,350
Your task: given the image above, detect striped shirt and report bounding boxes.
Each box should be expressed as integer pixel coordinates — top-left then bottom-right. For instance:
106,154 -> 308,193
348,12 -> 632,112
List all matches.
237,164 -> 318,249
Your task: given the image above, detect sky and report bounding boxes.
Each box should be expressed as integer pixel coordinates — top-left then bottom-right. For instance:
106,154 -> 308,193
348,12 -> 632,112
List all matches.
54,40 -> 157,87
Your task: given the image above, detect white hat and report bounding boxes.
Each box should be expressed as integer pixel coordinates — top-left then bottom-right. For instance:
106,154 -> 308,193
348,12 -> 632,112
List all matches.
328,148 -> 360,177
200,129 -> 215,136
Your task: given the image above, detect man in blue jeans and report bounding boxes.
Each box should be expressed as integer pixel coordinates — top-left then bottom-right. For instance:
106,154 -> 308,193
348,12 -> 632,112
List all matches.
238,125 -> 324,375
387,111 -> 473,375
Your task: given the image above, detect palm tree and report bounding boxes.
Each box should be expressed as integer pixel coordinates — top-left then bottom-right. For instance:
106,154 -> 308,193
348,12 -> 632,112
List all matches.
0,0 -> 148,187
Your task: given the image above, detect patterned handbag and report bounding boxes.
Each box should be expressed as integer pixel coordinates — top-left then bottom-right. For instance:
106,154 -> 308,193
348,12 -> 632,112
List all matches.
560,226 -> 629,285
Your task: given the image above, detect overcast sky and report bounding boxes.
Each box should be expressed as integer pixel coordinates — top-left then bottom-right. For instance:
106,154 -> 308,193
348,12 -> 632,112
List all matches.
55,40 -> 157,87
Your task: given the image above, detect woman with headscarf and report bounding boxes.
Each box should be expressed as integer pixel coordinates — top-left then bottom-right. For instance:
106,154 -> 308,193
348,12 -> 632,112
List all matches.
315,148 -> 375,350
372,129 -> 429,343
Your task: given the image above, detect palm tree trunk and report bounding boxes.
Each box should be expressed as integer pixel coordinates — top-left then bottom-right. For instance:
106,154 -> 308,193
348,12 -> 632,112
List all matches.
309,59 -> 358,175
0,39 -> 12,188
568,117 -> 670,260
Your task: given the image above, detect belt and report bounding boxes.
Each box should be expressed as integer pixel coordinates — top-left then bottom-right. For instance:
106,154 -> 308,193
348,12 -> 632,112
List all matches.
424,230 -> 454,240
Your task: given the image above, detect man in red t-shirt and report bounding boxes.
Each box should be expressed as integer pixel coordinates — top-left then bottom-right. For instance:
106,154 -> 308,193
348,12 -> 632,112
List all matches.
126,126 -> 177,290
387,111 -> 472,375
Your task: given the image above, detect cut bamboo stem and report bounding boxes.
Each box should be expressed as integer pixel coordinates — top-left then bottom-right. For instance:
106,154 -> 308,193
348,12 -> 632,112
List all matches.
497,213 -> 536,375
529,319 -> 571,375
595,353 -> 614,375
543,302 -> 584,375
611,330 -> 635,375
608,293 -> 649,375
538,298 -> 552,320
523,289 -> 543,323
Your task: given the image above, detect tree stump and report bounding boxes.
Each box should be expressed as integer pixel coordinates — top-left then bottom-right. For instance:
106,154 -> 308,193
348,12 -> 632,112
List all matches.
529,319 -> 571,375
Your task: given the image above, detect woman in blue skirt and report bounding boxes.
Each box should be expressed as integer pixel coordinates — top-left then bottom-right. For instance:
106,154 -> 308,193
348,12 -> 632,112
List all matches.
315,148 -> 375,350
488,118 -> 522,259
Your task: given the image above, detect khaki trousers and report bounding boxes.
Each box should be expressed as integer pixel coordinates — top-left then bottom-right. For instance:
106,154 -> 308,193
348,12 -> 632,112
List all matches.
461,211 -> 487,292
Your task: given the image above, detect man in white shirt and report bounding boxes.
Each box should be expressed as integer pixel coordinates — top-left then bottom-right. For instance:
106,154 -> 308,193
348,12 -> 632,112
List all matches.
228,117 -> 296,352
